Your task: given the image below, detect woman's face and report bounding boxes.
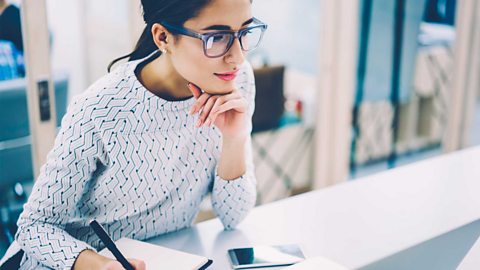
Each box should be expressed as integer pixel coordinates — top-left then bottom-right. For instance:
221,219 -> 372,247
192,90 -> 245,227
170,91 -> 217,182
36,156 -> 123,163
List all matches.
167,0 -> 252,95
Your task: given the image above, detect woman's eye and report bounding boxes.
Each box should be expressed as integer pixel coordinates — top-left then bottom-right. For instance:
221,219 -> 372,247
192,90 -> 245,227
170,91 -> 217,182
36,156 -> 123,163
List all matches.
212,35 -> 227,42
241,30 -> 252,37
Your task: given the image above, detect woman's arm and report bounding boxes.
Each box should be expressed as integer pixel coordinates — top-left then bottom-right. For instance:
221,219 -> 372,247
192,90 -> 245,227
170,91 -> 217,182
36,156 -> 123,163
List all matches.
211,135 -> 257,229
217,133 -> 247,180
188,61 -> 258,229
15,95 -> 107,269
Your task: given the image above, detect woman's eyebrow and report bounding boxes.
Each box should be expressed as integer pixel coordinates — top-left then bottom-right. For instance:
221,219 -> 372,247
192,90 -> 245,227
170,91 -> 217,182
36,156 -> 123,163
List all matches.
202,18 -> 254,31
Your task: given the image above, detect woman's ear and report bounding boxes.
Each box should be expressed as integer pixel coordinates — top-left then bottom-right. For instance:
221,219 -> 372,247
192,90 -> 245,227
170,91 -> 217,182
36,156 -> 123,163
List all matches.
151,23 -> 171,53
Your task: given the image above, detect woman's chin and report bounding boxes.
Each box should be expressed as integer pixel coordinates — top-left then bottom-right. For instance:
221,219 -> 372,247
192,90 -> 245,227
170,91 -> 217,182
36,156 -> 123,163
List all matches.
202,81 -> 236,95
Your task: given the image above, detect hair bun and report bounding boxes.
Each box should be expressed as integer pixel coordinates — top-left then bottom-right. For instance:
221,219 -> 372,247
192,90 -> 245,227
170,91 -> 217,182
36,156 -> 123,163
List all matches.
108,0 -> 211,71
141,0 -> 157,24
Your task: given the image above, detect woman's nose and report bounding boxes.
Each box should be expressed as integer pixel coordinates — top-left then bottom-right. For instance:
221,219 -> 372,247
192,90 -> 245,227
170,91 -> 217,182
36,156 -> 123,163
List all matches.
224,38 -> 245,65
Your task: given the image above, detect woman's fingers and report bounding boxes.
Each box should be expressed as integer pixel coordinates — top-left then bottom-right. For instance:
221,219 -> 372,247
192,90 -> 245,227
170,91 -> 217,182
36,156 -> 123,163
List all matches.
188,83 -> 207,115
209,91 -> 241,114
103,259 -> 146,270
187,83 -> 202,99
205,92 -> 241,126
206,92 -> 245,127
209,98 -> 247,124
197,96 -> 217,127
210,91 -> 243,114
218,99 -> 247,114
129,259 -> 146,270
186,84 -> 245,128
190,92 -> 211,115
207,98 -> 224,126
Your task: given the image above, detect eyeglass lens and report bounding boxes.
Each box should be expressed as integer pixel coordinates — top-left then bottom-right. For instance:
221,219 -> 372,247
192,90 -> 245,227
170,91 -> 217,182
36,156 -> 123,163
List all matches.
204,27 -> 264,57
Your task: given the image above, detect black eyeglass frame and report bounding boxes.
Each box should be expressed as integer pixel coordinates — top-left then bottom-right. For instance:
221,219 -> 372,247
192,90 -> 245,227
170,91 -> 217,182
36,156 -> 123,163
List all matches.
160,17 -> 268,58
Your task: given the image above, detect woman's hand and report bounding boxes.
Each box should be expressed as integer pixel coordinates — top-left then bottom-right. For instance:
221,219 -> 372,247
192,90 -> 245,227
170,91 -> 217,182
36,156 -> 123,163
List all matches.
73,249 -> 146,270
188,83 -> 248,140
101,259 -> 146,270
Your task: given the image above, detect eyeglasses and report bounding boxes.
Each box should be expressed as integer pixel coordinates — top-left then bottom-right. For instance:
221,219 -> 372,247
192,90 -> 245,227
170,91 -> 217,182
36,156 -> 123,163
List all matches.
161,17 -> 268,58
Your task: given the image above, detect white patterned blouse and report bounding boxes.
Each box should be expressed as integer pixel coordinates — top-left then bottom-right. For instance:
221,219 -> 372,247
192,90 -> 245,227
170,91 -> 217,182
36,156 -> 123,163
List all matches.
12,54 -> 257,269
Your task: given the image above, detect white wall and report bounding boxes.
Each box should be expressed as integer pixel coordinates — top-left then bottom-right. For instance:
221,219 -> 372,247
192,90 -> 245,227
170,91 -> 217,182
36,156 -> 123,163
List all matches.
43,0 -> 143,99
252,0 -> 321,75
83,0 -> 140,85
46,0 -> 87,100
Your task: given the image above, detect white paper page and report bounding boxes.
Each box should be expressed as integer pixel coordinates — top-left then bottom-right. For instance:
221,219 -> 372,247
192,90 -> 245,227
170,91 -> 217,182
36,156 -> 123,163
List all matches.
98,237 -> 208,270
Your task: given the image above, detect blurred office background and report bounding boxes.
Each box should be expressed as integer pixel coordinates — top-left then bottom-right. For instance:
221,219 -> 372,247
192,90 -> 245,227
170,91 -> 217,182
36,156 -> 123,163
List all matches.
1,0 -> 480,258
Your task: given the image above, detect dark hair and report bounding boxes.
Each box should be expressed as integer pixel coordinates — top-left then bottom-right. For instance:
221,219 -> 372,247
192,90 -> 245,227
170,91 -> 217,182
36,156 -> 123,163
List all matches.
108,0 -> 211,72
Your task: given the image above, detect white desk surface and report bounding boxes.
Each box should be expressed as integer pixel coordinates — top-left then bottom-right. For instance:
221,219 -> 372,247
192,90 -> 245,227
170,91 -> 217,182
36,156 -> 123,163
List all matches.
457,233 -> 480,270
148,146 -> 480,269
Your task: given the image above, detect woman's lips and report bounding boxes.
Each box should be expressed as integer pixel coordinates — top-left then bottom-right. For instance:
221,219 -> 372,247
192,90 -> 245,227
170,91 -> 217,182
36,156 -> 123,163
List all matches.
214,71 -> 238,81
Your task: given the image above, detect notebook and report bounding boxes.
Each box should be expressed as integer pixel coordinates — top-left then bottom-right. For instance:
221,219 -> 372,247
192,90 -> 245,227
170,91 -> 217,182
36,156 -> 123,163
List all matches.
98,237 -> 213,270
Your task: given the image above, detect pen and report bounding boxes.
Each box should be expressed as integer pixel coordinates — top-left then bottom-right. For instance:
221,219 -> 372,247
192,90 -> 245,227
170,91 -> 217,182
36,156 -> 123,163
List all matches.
89,219 -> 135,270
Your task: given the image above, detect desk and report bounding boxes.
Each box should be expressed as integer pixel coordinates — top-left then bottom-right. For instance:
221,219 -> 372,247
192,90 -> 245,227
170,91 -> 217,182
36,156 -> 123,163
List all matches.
148,146 -> 480,269
457,232 -> 480,270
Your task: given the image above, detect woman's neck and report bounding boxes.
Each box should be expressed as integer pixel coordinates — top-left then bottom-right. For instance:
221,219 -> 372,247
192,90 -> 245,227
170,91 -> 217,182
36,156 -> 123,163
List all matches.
138,54 -> 193,101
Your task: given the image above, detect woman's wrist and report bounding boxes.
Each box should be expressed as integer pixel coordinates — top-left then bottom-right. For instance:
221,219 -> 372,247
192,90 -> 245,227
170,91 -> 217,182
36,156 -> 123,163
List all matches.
218,135 -> 247,180
222,132 -> 248,145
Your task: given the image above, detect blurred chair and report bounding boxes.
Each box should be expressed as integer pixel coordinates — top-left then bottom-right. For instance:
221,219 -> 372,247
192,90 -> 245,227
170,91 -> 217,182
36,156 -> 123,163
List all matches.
250,65 -> 315,203
0,73 -> 68,243
424,0 -> 456,25
252,65 -> 285,133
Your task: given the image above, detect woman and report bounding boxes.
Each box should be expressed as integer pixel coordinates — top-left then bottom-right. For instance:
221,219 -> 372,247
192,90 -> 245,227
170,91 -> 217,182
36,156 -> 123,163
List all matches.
0,0 -> 23,53
8,0 -> 267,268
0,0 -> 25,80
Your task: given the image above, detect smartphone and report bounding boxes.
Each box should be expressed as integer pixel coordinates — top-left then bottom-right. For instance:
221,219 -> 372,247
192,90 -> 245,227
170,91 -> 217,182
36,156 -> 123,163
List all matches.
227,244 -> 305,269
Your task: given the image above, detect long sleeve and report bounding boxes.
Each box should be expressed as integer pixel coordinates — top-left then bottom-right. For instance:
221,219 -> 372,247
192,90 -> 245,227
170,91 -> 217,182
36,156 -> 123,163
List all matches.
15,95 -> 105,269
211,61 -> 257,230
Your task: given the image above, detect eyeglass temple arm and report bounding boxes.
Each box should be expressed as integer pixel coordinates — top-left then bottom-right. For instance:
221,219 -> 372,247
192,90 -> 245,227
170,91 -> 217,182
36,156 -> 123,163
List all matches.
160,21 -> 203,40
252,17 -> 268,28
